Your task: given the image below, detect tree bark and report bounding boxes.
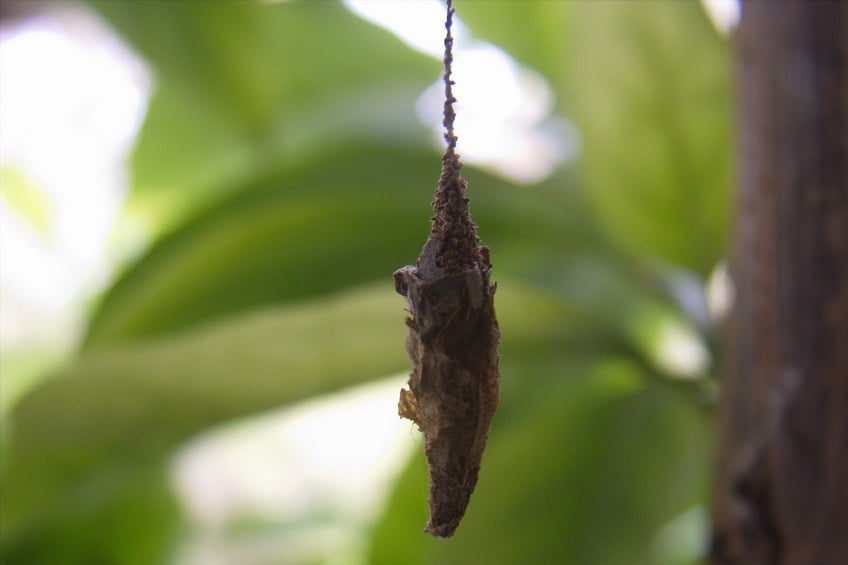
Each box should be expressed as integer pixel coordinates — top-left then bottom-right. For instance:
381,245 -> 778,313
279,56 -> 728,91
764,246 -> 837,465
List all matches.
710,2 -> 848,564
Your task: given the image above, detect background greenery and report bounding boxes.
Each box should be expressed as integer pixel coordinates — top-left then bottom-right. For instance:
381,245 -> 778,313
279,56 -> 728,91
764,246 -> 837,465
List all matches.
1,1 -> 730,563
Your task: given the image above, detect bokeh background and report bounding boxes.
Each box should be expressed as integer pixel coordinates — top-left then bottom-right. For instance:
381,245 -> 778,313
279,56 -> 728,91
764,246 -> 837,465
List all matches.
1,1 -> 737,563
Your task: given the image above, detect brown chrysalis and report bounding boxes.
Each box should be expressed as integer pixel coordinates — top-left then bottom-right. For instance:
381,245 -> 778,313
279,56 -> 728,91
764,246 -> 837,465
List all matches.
393,0 -> 500,539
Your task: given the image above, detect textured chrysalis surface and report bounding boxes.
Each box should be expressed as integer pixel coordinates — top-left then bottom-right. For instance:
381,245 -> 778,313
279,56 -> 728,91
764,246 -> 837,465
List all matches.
392,0 -> 500,539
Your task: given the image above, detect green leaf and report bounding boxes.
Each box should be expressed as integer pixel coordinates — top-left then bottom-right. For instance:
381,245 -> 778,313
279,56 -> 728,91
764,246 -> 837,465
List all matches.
90,0 -> 439,232
85,145 -> 428,345
94,0 -> 436,134
564,1 -> 731,274
458,0 -> 574,90
370,359 -> 712,564
2,285 -> 402,561
0,347 -> 65,416
84,144 -> 597,346
0,466 -> 181,565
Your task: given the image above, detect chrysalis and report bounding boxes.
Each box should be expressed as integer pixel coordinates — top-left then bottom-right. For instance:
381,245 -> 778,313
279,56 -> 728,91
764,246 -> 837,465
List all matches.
393,0 -> 501,539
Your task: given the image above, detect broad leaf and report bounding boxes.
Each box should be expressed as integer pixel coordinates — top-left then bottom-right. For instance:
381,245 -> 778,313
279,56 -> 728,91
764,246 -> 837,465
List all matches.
565,1 -> 731,273
91,0 -> 439,232
458,0 -> 573,97
84,144 -> 597,346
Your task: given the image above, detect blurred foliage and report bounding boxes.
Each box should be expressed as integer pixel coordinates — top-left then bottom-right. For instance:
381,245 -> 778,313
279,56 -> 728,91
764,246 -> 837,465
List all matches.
0,1 -> 730,563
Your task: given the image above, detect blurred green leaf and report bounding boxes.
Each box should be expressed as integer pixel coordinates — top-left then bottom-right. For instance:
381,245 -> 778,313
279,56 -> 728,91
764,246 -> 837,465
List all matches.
85,144 -> 432,345
452,1 -> 731,275
2,284 -> 403,562
458,0 -> 573,89
370,359 -> 711,564
1,466 -> 181,565
91,0 -> 438,232
565,1 -> 731,274
84,144 -> 597,346
0,347 -> 64,416
94,0 -> 434,132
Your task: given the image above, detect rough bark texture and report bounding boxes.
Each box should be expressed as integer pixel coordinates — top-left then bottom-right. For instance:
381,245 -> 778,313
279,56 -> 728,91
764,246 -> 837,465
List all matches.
710,2 -> 848,563
392,0 -> 500,539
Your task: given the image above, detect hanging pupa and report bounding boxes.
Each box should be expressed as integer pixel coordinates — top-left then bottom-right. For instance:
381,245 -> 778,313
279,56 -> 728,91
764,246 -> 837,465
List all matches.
393,0 -> 501,539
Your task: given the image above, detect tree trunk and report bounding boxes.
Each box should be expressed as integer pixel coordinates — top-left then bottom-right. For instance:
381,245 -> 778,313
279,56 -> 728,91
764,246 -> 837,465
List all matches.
710,2 -> 848,564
